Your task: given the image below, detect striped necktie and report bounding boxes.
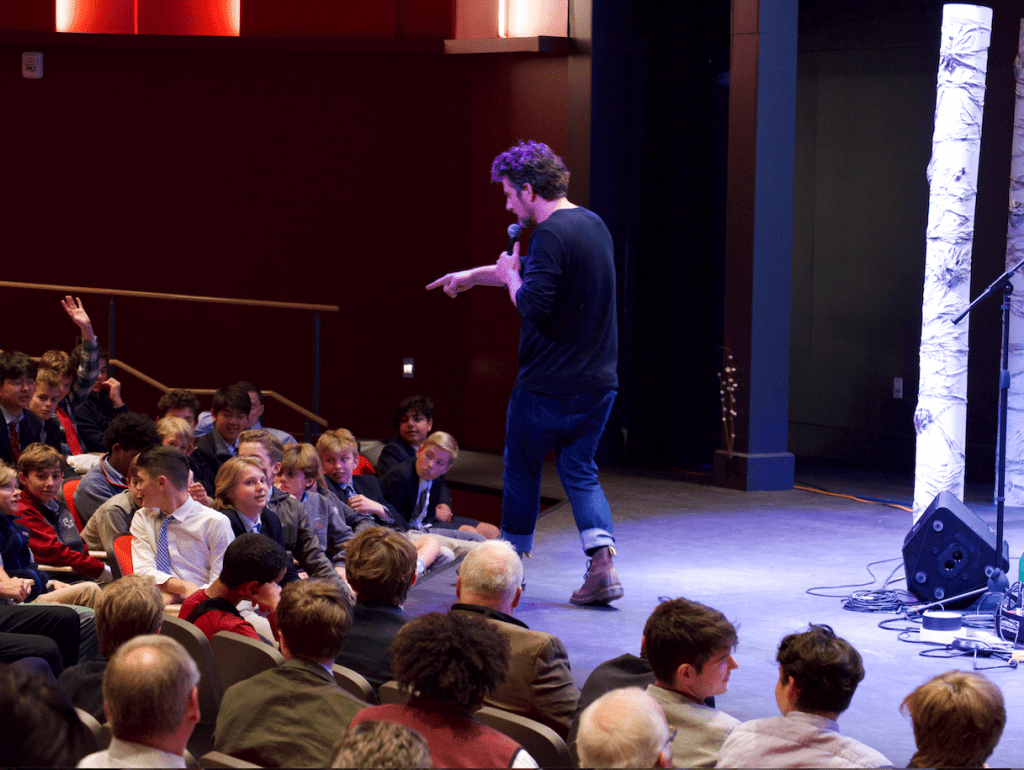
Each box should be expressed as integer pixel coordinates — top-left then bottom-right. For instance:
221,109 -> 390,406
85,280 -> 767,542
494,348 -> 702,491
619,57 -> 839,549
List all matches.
155,515 -> 172,574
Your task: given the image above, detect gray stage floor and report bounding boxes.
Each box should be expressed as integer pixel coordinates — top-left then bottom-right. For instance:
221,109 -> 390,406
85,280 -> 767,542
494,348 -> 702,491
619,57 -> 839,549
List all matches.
407,453 -> 1024,767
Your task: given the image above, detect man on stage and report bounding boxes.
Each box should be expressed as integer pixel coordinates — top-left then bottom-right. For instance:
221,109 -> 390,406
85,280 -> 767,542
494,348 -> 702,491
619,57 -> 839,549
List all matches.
427,140 -> 622,605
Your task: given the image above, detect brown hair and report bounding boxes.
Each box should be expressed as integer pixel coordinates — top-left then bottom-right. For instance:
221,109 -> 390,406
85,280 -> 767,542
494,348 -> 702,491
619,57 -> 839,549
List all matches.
34,369 -> 63,391
277,580 -> 352,662
38,349 -> 73,378
317,428 -> 358,457
238,429 -> 285,467
643,597 -> 738,681
902,670 -> 1005,768
345,527 -> 417,606
95,574 -> 163,658
777,624 -> 863,715
281,442 -> 322,482
213,456 -> 267,512
16,443 -> 62,476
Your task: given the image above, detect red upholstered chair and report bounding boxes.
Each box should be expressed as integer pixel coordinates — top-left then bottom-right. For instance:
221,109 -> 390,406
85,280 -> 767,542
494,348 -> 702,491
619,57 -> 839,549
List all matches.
355,455 -> 376,475
112,533 -> 134,576
62,479 -> 83,531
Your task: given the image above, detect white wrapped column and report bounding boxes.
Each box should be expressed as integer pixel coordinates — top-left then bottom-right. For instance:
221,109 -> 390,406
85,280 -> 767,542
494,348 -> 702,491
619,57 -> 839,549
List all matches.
1001,21 -> 1024,505
914,4 -> 993,520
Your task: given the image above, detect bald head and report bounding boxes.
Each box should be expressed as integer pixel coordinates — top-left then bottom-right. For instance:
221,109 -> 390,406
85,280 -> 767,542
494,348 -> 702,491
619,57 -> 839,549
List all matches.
577,687 -> 671,768
456,539 -> 523,613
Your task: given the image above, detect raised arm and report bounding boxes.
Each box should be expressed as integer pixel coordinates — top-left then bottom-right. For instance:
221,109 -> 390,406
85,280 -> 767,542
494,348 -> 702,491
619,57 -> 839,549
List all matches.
426,264 -> 505,297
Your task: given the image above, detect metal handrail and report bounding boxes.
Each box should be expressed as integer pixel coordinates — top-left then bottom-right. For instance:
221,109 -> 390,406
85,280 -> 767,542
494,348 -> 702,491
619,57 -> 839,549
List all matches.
0,280 -> 337,437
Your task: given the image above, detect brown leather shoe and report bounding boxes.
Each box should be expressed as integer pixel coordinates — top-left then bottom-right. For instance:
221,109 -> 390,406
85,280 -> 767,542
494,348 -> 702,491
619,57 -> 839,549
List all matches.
570,546 -> 624,605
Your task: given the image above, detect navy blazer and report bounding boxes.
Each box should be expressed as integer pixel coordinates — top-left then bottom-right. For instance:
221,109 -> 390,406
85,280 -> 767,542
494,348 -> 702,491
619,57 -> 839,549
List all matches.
0,411 -> 58,465
221,506 -> 301,586
379,459 -> 451,531
191,433 -> 232,496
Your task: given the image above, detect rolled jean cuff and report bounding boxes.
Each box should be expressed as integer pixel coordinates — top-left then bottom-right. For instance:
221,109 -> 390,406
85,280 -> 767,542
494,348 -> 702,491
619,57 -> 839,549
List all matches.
580,528 -> 615,554
501,529 -> 534,554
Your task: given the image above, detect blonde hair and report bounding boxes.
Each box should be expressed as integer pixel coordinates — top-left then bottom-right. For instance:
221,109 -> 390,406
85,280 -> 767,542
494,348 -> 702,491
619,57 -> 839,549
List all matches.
34,369 -> 63,391
156,416 -> 194,451
281,442 -> 323,482
421,430 -> 458,461
316,428 -> 358,457
0,462 -> 15,487
213,456 -> 267,512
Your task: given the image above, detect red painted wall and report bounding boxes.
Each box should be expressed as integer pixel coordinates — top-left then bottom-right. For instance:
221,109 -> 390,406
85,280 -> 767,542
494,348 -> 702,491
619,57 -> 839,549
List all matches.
0,37 -> 571,452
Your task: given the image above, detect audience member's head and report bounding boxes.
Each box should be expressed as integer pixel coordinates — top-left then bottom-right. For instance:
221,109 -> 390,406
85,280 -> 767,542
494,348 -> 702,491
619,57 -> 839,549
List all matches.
577,687 -> 671,768
0,461 -> 19,516
95,574 -> 164,658
238,428 -> 286,480
332,721 -> 432,769
90,347 -> 110,395
901,670 -> 1005,768
643,597 -> 738,701
156,389 -> 201,430
346,527 -> 418,606
133,445 -> 191,502
218,532 -> 289,591
415,432 -> 458,483
213,456 -> 269,515
456,538 -> 523,613
276,580 -> 352,664
39,348 -> 75,380
776,624 -> 863,718
0,663 -> 84,767
17,443 -> 63,505
0,351 -> 37,415
103,412 -> 160,476
277,442 -> 322,499
317,428 -> 360,485
103,635 -> 199,751
235,381 -> 265,429
29,369 -> 63,422
210,385 -> 251,445
393,395 -> 434,447
156,416 -> 195,456
390,612 -> 509,712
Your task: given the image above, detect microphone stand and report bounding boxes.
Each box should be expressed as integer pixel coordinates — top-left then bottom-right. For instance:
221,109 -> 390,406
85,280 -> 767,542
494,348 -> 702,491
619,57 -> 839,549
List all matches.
952,257 -> 1024,578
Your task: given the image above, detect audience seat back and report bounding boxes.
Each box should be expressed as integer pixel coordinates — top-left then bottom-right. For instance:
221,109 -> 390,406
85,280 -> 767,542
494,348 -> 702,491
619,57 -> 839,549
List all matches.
111,533 -> 133,576
63,479 -> 84,531
161,615 -> 223,726
476,706 -> 572,769
332,664 -> 378,705
210,631 -> 284,693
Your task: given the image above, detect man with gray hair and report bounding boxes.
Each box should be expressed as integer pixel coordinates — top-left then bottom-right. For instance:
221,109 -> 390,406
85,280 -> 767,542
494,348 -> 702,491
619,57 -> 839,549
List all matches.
577,687 -> 672,768
78,634 -> 200,768
449,538 -> 579,737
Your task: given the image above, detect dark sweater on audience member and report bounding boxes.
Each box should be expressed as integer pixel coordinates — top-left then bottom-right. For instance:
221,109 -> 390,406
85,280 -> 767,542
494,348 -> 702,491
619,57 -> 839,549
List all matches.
58,655 -> 108,721
74,391 -> 129,453
374,435 -> 415,479
335,601 -> 413,691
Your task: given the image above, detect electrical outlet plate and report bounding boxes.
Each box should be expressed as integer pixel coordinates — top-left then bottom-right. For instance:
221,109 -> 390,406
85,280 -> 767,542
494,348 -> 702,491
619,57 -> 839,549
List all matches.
22,52 -> 43,79
893,377 -> 903,399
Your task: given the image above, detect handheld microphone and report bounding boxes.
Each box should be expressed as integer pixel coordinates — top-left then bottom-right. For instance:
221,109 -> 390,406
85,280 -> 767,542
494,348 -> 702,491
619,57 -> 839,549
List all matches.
505,223 -> 522,254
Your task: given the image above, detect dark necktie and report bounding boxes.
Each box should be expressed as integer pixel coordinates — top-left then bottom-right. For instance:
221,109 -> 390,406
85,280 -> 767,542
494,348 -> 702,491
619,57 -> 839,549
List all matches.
8,421 -> 20,462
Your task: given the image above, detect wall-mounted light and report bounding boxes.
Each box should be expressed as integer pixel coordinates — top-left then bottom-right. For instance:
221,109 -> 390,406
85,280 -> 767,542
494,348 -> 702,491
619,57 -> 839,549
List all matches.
403,358 -> 414,378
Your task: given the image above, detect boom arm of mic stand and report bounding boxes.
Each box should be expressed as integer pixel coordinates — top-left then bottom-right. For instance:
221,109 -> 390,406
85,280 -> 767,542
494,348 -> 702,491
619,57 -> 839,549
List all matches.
953,256 -> 1024,325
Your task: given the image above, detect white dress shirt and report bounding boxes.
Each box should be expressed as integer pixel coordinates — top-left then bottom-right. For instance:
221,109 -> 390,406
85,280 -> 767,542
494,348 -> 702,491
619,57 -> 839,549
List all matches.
78,737 -> 186,768
130,497 -> 233,589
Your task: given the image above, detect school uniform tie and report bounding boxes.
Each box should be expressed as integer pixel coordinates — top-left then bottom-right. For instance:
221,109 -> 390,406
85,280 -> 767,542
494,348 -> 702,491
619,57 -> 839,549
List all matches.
252,520 -> 262,535
56,409 -> 83,455
343,484 -> 357,499
412,488 -> 429,528
155,514 -> 172,574
7,421 -> 19,462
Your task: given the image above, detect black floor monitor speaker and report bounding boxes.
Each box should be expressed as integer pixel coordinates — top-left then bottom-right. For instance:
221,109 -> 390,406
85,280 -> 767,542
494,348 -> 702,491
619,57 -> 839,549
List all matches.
902,491 -> 1010,608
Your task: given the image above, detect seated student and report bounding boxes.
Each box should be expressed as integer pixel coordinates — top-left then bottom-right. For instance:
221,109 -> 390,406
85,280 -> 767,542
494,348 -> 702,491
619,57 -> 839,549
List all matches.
375,395 -> 435,479
74,350 -> 129,453
0,460 -> 101,608
156,389 -> 201,433
902,670 -> 1005,769
74,412 -> 160,525
0,663 -> 86,767
58,574 -> 163,722
195,381 -> 296,446
36,295 -> 101,457
212,456 -> 300,587
335,527 -> 418,690
191,384 -> 250,496
276,442 -> 353,573
319,428 -> 398,530
238,429 -> 350,588
331,722 -> 432,770
641,597 -> 739,768
179,532 -> 289,644
15,443 -> 112,583
717,624 -> 892,769
350,612 -> 537,769
214,580 -> 361,766
130,445 -> 234,605
382,431 -> 498,539
0,351 -> 61,465
28,369 -> 69,455
81,457 -> 142,555
577,687 -> 673,769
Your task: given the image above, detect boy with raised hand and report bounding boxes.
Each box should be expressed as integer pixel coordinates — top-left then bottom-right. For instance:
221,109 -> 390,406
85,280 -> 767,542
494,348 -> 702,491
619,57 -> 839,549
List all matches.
191,384 -> 250,496
130,445 -> 233,605
37,296 -> 101,454
15,443 -> 112,583
74,350 -> 128,453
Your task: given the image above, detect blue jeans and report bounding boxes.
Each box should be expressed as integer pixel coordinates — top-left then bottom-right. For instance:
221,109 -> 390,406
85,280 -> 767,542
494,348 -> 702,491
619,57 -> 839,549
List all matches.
501,386 -> 617,555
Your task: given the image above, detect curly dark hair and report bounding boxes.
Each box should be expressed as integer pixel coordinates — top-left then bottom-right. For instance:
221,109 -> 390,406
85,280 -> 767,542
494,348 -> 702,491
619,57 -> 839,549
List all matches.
157,389 -> 201,420
102,411 -> 160,453
777,624 -> 864,716
490,140 -> 570,200
390,612 -> 510,712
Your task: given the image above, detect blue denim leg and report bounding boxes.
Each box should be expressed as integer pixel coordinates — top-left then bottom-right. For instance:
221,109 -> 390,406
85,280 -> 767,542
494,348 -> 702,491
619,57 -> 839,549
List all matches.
501,386 -> 616,555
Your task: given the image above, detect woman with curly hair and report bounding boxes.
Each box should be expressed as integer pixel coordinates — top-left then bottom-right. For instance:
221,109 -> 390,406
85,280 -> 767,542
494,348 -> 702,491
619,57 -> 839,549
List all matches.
349,611 -> 538,768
